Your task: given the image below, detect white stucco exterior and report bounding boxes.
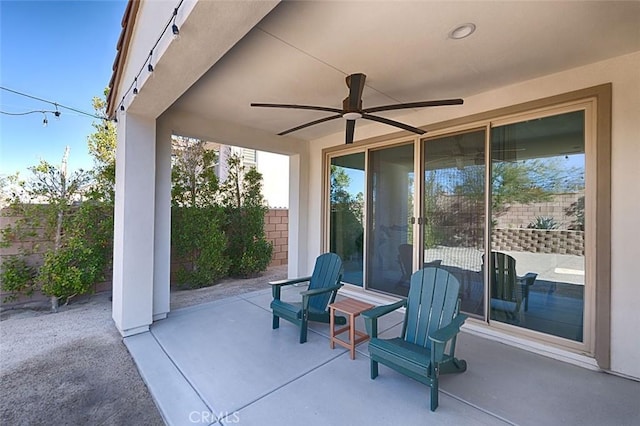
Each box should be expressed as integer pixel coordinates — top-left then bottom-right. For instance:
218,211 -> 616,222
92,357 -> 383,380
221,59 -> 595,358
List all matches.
110,1 -> 639,379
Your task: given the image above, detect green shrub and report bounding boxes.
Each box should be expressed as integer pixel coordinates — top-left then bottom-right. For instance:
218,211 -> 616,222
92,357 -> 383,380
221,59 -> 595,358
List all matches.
0,256 -> 37,301
527,216 -> 559,230
38,236 -> 103,303
172,206 -> 230,288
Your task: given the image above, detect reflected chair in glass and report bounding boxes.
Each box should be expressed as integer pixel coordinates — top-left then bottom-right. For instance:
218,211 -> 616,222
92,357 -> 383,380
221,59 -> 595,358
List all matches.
363,267 -> 468,411
396,243 -> 442,290
270,253 -> 346,343
488,251 -> 538,322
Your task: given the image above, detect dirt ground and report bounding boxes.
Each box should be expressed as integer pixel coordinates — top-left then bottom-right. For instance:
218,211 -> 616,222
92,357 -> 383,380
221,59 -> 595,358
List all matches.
0,265 -> 287,425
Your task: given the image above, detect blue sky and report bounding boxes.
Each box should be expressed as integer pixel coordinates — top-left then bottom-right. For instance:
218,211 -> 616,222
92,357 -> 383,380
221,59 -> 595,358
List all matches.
0,0 -> 127,178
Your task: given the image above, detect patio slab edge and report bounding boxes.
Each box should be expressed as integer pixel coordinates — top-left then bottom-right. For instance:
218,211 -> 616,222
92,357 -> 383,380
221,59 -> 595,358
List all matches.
125,331 -> 212,426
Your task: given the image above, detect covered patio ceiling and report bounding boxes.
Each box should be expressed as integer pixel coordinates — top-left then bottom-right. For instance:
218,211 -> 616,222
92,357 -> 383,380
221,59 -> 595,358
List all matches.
169,1 -> 640,144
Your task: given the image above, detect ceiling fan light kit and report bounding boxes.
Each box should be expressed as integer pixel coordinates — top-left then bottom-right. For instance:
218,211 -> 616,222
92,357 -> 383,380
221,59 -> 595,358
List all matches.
342,112 -> 362,120
251,73 -> 463,144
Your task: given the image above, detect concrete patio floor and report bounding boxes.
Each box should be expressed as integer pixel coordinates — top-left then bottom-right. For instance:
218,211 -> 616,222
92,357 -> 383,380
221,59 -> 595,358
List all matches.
126,285 -> 639,426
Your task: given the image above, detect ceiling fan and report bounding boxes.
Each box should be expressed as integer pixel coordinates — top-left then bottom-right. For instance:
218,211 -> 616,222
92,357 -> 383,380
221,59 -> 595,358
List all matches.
251,73 -> 464,144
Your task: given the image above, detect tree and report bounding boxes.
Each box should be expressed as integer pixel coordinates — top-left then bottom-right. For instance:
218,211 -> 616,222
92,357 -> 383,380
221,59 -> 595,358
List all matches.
220,154 -> 273,277
86,88 -> 117,202
171,136 -> 219,207
329,165 -> 364,259
0,148 -> 92,311
450,158 -> 584,218
1,91 -> 116,310
170,137 -> 229,287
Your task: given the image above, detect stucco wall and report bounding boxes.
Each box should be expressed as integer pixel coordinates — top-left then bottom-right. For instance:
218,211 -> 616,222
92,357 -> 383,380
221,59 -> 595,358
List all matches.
306,51 -> 640,378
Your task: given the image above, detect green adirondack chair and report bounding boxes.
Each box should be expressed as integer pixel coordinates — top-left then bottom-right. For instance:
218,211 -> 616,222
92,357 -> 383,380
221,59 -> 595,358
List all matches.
363,267 -> 468,411
270,253 -> 346,343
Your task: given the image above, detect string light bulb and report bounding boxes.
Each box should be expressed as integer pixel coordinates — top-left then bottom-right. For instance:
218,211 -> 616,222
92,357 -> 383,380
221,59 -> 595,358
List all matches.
54,104 -> 61,119
133,77 -> 138,95
120,105 -> 125,111
171,8 -> 180,38
148,50 -> 154,72
42,112 -> 48,127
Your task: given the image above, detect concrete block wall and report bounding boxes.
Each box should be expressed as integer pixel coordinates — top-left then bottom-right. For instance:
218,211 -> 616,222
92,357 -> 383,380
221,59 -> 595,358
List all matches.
1,207 -> 289,307
495,193 -> 583,229
492,228 -> 585,255
264,208 -> 288,266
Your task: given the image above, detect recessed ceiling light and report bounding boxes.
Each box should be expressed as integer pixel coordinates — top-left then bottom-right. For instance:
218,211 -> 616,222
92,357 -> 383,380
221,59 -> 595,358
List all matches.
448,23 -> 476,40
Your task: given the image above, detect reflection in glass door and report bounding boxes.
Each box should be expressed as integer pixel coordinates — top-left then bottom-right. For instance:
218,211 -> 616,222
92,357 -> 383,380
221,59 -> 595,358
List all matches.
490,110 -> 585,342
329,153 -> 365,286
422,130 -> 486,313
367,144 -> 414,295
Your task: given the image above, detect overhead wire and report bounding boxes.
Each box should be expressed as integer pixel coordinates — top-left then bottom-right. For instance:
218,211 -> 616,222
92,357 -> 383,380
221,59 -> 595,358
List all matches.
2,0 -> 185,125
0,86 -> 106,121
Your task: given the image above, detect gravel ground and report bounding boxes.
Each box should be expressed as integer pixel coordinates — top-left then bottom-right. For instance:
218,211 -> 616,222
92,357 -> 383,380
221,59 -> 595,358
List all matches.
0,265 -> 287,425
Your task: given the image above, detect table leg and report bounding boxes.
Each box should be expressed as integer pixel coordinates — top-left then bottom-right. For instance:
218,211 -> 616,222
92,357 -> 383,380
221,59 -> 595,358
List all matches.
349,313 -> 356,359
330,306 -> 336,349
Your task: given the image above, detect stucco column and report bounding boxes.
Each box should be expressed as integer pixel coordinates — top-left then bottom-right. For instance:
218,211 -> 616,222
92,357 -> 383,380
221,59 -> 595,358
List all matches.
153,118 -> 172,320
112,113 -> 156,337
288,153 -> 309,277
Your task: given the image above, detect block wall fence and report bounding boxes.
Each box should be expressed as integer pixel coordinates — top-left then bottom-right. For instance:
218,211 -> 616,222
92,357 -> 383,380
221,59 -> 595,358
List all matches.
1,208 -> 288,307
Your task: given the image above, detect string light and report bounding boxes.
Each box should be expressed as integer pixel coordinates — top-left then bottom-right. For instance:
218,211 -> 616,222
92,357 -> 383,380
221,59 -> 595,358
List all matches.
147,50 -> 154,73
110,0 -> 185,120
0,87 -> 104,120
0,108 -> 61,128
1,109 -> 59,117
171,8 -> 180,38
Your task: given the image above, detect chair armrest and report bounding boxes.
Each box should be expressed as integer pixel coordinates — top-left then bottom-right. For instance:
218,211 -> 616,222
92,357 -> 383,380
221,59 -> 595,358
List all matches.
429,313 -> 467,365
270,276 -> 312,301
362,299 -> 406,338
301,283 -> 343,312
269,276 -> 312,287
429,313 -> 467,345
361,299 -> 406,320
301,283 -> 343,298
518,272 -> 538,286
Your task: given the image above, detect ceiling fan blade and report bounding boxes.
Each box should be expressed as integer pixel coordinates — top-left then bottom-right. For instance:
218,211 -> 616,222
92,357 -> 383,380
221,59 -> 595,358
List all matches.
363,99 -> 464,114
278,114 -> 343,136
345,120 -> 356,144
361,113 -> 426,135
345,73 -> 366,112
251,103 -> 343,114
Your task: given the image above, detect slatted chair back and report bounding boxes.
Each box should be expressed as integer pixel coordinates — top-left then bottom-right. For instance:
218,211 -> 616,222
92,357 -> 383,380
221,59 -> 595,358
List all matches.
307,252 -> 343,311
403,267 -> 461,350
490,252 -> 519,304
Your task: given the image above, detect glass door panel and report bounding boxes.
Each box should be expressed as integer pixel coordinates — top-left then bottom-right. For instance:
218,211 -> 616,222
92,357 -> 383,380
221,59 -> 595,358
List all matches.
490,110 -> 585,342
329,153 -> 365,286
422,130 -> 486,315
367,144 -> 414,296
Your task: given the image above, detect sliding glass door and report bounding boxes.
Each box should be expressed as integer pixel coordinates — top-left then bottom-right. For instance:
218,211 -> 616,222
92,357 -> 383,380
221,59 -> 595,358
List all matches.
325,93 -> 600,353
490,110 -> 586,342
422,130 -> 486,316
367,143 -> 414,295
